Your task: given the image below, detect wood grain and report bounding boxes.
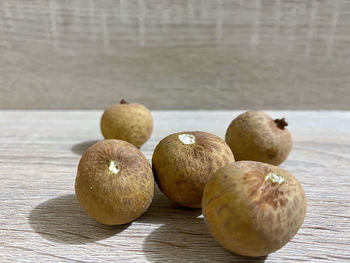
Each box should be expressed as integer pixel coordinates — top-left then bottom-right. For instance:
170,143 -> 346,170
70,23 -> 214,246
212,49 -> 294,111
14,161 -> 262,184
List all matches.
0,110 -> 349,262
0,0 -> 350,110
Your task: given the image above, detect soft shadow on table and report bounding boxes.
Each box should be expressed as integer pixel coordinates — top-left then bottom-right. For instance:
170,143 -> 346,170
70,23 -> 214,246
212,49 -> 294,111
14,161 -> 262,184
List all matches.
137,187 -> 202,224
29,194 -> 129,244
143,219 -> 267,263
143,221 -> 266,263
71,140 -> 100,155
141,188 -> 266,262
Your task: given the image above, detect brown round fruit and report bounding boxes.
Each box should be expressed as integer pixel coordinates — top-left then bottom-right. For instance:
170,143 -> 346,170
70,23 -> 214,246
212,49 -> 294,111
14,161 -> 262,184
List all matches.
100,99 -> 153,148
152,131 -> 235,208
75,139 -> 154,225
225,111 -> 292,165
202,161 -> 306,257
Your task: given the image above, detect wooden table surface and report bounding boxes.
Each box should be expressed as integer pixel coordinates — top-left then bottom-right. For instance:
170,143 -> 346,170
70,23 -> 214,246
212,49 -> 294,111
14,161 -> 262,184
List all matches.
0,110 -> 349,262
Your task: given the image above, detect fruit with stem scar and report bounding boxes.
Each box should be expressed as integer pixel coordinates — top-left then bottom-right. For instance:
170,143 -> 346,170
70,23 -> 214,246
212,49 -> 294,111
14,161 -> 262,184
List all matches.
75,139 -> 154,225
152,131 -> 235,208
100,99 -> 153,148
225,111 -> 292,165
202,161 -> 306,257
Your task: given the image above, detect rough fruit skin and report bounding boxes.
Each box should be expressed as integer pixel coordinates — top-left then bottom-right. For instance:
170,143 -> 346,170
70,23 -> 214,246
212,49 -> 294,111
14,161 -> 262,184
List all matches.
100,102 -> 153,148
152,131 -> 235,208
225,111 -> 292,165
202,161 -> 306,257
75,139 -> 154,225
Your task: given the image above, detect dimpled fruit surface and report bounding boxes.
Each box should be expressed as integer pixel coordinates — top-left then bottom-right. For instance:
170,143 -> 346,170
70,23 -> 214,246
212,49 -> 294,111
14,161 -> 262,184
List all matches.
100,100 -> 153,148
225,111 -> 292,166
152,131 -> 235,208
75,139 -> 154,225
202,161 -> 306,257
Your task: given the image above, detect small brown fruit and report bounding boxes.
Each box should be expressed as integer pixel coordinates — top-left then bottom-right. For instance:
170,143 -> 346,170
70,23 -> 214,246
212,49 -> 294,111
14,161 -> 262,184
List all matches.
100,100 -> 153,148
75,139 -> 154,225
152,131 -> 235,208
225,111 -> 292,165
202,161 -> 306,257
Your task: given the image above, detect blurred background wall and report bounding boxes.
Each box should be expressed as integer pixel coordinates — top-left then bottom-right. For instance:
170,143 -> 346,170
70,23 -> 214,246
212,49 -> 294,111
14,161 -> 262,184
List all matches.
0,0 -> 349,110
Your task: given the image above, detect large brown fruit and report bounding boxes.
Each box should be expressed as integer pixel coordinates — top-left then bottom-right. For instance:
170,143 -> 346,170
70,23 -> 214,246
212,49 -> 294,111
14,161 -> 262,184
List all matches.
152,131 -> 235,208
100,100 -> 153,148
75,139 -> 154,225
202,161 -> 306,257
225,111 -> 292,165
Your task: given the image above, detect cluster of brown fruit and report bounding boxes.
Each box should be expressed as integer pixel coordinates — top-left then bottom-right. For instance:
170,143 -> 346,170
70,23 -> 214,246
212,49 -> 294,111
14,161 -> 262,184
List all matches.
75,100 -> 307,258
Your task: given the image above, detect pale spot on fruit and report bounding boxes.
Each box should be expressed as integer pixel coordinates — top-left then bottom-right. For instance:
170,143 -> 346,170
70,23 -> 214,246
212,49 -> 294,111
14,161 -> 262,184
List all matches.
108,160 -> 120,174
178,134 -> 196,144
265,172 -> 284,185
